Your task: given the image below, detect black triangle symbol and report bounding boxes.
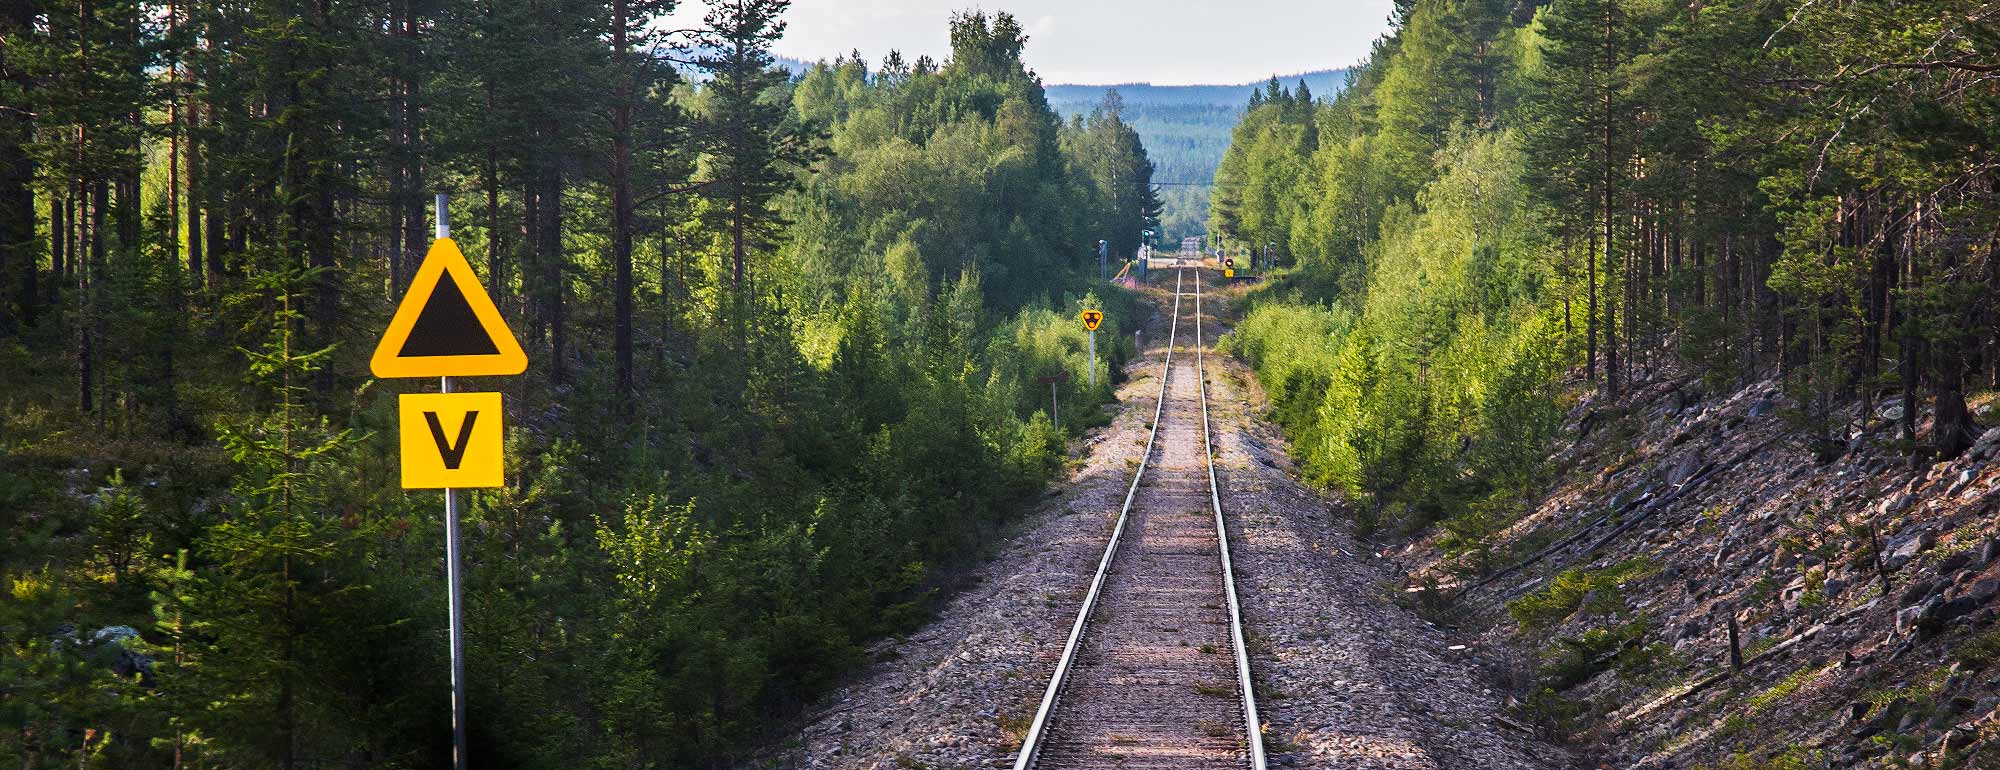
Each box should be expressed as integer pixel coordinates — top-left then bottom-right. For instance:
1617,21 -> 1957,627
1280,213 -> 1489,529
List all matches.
399,271 -> 501,358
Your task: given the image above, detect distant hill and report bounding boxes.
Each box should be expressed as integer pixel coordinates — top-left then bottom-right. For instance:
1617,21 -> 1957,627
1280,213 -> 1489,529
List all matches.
1046,69 -> 1350,239
1044,69 -> 1351,111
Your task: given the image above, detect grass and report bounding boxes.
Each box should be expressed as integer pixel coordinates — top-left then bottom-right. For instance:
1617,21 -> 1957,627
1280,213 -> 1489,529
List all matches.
996,704 -> 1035,750
1193,681 -> 1233,698
1746,664 -> 1823,712
1949,626 -> 2000,668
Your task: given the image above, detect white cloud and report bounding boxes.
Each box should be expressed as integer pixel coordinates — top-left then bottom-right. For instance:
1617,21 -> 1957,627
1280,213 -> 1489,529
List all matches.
665,0 -> 1394,85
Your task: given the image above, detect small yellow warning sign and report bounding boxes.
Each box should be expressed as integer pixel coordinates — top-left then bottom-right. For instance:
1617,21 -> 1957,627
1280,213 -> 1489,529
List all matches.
399,392 -> 505,489
1224,268 -> 1235,278
1080,309 -> 1104,331
372,238 -> 527,379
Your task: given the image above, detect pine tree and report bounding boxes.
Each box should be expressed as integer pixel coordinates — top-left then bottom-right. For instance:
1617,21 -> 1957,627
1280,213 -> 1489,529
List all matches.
695,0 -> 815,313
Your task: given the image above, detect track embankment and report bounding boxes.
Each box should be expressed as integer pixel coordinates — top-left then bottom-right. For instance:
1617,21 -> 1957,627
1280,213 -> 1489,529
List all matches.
739,272 -> 1570,770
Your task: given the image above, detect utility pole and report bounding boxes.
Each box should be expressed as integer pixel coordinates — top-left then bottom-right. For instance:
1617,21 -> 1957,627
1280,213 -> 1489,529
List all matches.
1098,239 -> 1108,282
436,193 -> 468,770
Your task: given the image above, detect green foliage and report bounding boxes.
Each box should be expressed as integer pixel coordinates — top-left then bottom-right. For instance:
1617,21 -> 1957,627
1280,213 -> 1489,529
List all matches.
1537,616 -> 1653,690
1214,0 -> 2000,549
0,5 -> 1152,767
1507,558 -> 1658,629
1707,749 -> 1821,770
1225,128 -> 1572,535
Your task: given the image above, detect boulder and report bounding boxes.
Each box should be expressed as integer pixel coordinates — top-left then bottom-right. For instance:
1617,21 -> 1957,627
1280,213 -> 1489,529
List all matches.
1897,595 -> 1947,639
1901,578 -> 1941,606
1883,528 -> 1937,572
1961,578 -> 1999,606
1667,453 -> 1704,486
1973,426 -> 2000,454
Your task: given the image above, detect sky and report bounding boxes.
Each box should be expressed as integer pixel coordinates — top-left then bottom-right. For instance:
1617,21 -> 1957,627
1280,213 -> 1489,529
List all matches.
666,0 -> 1397,86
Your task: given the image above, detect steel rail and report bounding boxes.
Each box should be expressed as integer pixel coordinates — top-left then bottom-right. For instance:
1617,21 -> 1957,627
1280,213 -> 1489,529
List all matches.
1193,270 -> 1267,769
1012,268 -> 1265,770
1012,269 -> 1187,770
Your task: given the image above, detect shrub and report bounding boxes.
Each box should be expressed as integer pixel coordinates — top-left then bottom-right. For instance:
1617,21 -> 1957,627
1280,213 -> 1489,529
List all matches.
1507,558 -> 1659,629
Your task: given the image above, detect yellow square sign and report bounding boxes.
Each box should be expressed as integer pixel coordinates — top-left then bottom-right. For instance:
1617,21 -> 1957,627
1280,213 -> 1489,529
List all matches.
399,392 -> 505,489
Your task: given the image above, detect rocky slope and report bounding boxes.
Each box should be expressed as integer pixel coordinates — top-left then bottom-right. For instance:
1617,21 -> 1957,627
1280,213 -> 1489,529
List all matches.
1385,370 -> 2000,769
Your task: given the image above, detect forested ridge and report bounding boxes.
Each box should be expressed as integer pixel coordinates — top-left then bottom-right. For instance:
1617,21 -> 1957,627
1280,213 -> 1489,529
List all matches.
0,2 -> 1159,766
1046,69 -> 1349,239
1214,0 -> 1997,539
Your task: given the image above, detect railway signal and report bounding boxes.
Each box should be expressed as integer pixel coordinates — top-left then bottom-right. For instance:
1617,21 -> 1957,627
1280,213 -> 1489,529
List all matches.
370,195 -> 523,770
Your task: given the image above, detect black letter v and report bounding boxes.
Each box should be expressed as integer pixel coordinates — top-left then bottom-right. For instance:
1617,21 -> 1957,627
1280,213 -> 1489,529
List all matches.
424,411 -> 479,469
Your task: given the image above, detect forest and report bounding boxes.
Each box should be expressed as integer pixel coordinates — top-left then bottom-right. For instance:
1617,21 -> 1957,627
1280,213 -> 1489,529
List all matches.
1212,0 -> 1998,549
0,2 -> 1159,766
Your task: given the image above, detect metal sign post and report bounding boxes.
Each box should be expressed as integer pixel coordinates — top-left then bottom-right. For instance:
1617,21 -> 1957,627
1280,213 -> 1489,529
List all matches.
1088,330 -> 1095,388
1036,372 -> 1071,430
374,192 -> 524,770
436,194 -> 469,770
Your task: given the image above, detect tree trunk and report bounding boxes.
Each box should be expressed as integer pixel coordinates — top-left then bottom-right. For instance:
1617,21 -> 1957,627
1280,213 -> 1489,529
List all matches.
0,0 -> 33,334
539,164 -> 565,384
51,201 -> 67,306
610,0 -> 635,395
187,94 -> 205,289
1587,228 -> 1598,384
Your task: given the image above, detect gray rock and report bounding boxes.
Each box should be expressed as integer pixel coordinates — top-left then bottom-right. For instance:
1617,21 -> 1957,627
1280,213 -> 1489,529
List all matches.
1884,528 -> 1937,572
1898,595 -> 1947,638
1959,578 -> 1999,606
1667,453 -> 1704,486
1902,578 -> 1940,605
1749,398 -> 1776,418
1946,470 -> 1976,496
1982,538 -> 1999,566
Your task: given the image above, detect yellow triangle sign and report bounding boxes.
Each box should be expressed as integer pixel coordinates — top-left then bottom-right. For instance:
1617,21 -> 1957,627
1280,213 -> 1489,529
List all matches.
371,238 -> 527,379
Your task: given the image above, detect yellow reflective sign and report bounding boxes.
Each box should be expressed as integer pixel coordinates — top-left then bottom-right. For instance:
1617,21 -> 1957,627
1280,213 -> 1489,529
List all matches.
399,392 -> 505,489
372,238 -> 527,379
1224,268 -> 1235,278
1080,309 -> 1104,331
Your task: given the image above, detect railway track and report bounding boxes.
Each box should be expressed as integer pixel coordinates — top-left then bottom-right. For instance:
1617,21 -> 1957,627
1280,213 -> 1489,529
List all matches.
1014,268 -> 1264,770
